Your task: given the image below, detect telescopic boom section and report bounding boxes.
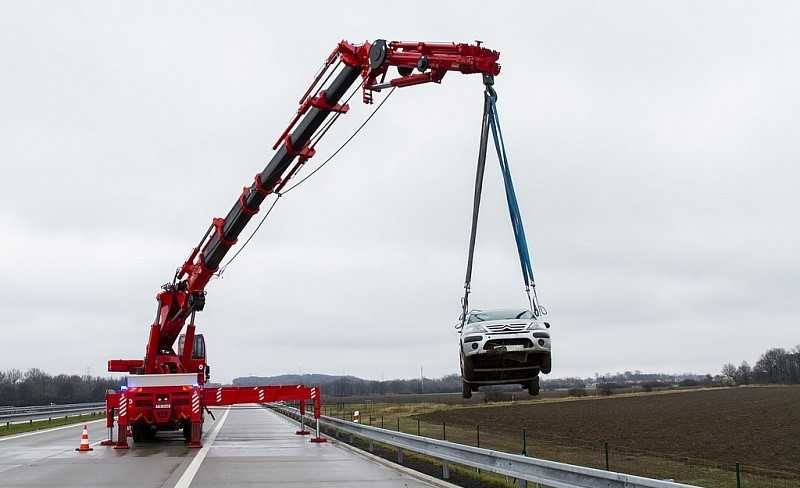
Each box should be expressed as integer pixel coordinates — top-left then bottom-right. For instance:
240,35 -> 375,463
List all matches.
112,39 -> 500,377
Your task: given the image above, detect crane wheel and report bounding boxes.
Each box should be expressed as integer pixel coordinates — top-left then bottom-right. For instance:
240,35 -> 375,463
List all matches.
462,381 -> 472,399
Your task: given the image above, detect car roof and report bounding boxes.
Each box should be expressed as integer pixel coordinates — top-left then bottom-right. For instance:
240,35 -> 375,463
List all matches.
468,308 -> 529,314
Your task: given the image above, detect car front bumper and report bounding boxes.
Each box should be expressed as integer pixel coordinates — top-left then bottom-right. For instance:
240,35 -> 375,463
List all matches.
461,331 -> 551,358
461,331 -> 551,384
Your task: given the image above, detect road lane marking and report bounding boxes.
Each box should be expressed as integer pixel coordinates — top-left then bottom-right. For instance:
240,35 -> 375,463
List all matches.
173,407 -> 230,488
0,418 -> 105,442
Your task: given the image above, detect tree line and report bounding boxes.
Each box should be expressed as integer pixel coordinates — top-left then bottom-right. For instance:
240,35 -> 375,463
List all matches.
721,345 -> 800,385
0,369 -> 123,406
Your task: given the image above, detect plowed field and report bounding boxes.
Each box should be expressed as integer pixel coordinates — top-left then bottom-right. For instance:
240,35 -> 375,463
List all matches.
418,386 -> 800,475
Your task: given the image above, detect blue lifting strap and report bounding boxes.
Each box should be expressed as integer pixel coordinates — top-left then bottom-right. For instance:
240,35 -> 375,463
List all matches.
487,95 -> 540,314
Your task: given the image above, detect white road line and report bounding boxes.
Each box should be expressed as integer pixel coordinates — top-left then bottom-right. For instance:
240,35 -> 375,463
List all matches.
0,418 -> 105,442
173,407 -> 230,488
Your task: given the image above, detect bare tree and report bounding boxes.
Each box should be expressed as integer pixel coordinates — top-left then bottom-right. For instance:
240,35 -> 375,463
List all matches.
736,361 -> 752,385
721,363 -> 737,383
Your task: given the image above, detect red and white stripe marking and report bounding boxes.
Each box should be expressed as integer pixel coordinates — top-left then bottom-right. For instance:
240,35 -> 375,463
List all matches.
191,390 -> 200,414
119,393 -> 127,418
310,387 -> 317,399
215,388 -> 222,404
257,388 -> 264,402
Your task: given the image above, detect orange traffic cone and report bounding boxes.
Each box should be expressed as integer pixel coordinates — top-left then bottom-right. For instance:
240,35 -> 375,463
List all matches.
75,425 -> 93,452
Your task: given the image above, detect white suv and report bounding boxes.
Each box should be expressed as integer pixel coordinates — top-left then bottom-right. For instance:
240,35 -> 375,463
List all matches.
458,309 -> 552,398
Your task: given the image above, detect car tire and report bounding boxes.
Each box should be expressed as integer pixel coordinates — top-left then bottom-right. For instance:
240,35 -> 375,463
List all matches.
462,381 -> 472,399
541,353 -> 552,374
460,350 -> 474,380
527,377 -> 540,396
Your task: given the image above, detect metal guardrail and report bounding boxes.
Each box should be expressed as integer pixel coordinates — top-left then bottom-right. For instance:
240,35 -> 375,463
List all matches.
0,402 -> 105,421
271,405 -> 699,488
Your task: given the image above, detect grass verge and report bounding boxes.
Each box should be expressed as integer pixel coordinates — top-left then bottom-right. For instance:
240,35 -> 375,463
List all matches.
0,411 -> 103,437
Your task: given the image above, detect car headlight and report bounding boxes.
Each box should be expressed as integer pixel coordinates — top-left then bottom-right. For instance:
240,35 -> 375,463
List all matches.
462,324 -> 487,335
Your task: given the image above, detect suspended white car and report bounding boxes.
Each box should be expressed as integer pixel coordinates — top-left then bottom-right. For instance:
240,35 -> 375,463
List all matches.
458,308 -> 551,399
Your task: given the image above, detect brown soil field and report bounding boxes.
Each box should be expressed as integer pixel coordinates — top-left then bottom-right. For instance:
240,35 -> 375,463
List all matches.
418,386 -> 800,476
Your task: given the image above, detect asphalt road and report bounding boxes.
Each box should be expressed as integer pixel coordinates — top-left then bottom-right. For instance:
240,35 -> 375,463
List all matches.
0,405 -> 445,488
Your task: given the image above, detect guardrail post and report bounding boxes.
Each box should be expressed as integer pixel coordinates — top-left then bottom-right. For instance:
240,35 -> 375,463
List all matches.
604,442 -> 610,471
396,417 -> 400,432
381,416 -> 384,428
442,461 -> 450,479
443,421 -> 446,440
517,478 -> 526,488
735,463 -> 741,488
417,418 -> 420,436
369,440 -> 374,452
522,428 -> 527,456
476,424 -> 481,475
397,447 -> 404,464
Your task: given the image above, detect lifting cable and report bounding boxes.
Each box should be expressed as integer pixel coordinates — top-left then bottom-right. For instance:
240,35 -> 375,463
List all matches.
460,80 -> 544,323
215,87 -> 397,278
487,94 -> 543,316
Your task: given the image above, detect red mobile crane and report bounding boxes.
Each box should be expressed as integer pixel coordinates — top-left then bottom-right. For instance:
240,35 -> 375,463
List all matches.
102,39 -> 501,448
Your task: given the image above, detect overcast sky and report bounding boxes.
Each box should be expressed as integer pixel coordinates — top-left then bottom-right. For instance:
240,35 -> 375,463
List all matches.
1,1 -> 798,383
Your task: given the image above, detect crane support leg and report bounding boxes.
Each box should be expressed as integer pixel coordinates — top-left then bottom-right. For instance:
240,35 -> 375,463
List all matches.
100,391 -> 117,446
114,392 -> 129,449
188,389 -> 203,448
296,400 -> 310,435
310,387 -> 326,443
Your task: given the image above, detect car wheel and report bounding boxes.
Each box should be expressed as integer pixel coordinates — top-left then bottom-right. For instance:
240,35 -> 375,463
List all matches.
460,350 -> 474,380
527,377 -> 540,396
541,353 -> 552,374
462,380 -> 472,399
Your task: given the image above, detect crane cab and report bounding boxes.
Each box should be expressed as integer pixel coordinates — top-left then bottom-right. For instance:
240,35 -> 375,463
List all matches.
178,333 -> 209,383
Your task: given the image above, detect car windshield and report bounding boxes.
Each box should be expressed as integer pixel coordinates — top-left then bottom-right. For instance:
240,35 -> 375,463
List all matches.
467,309 -> 533,323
